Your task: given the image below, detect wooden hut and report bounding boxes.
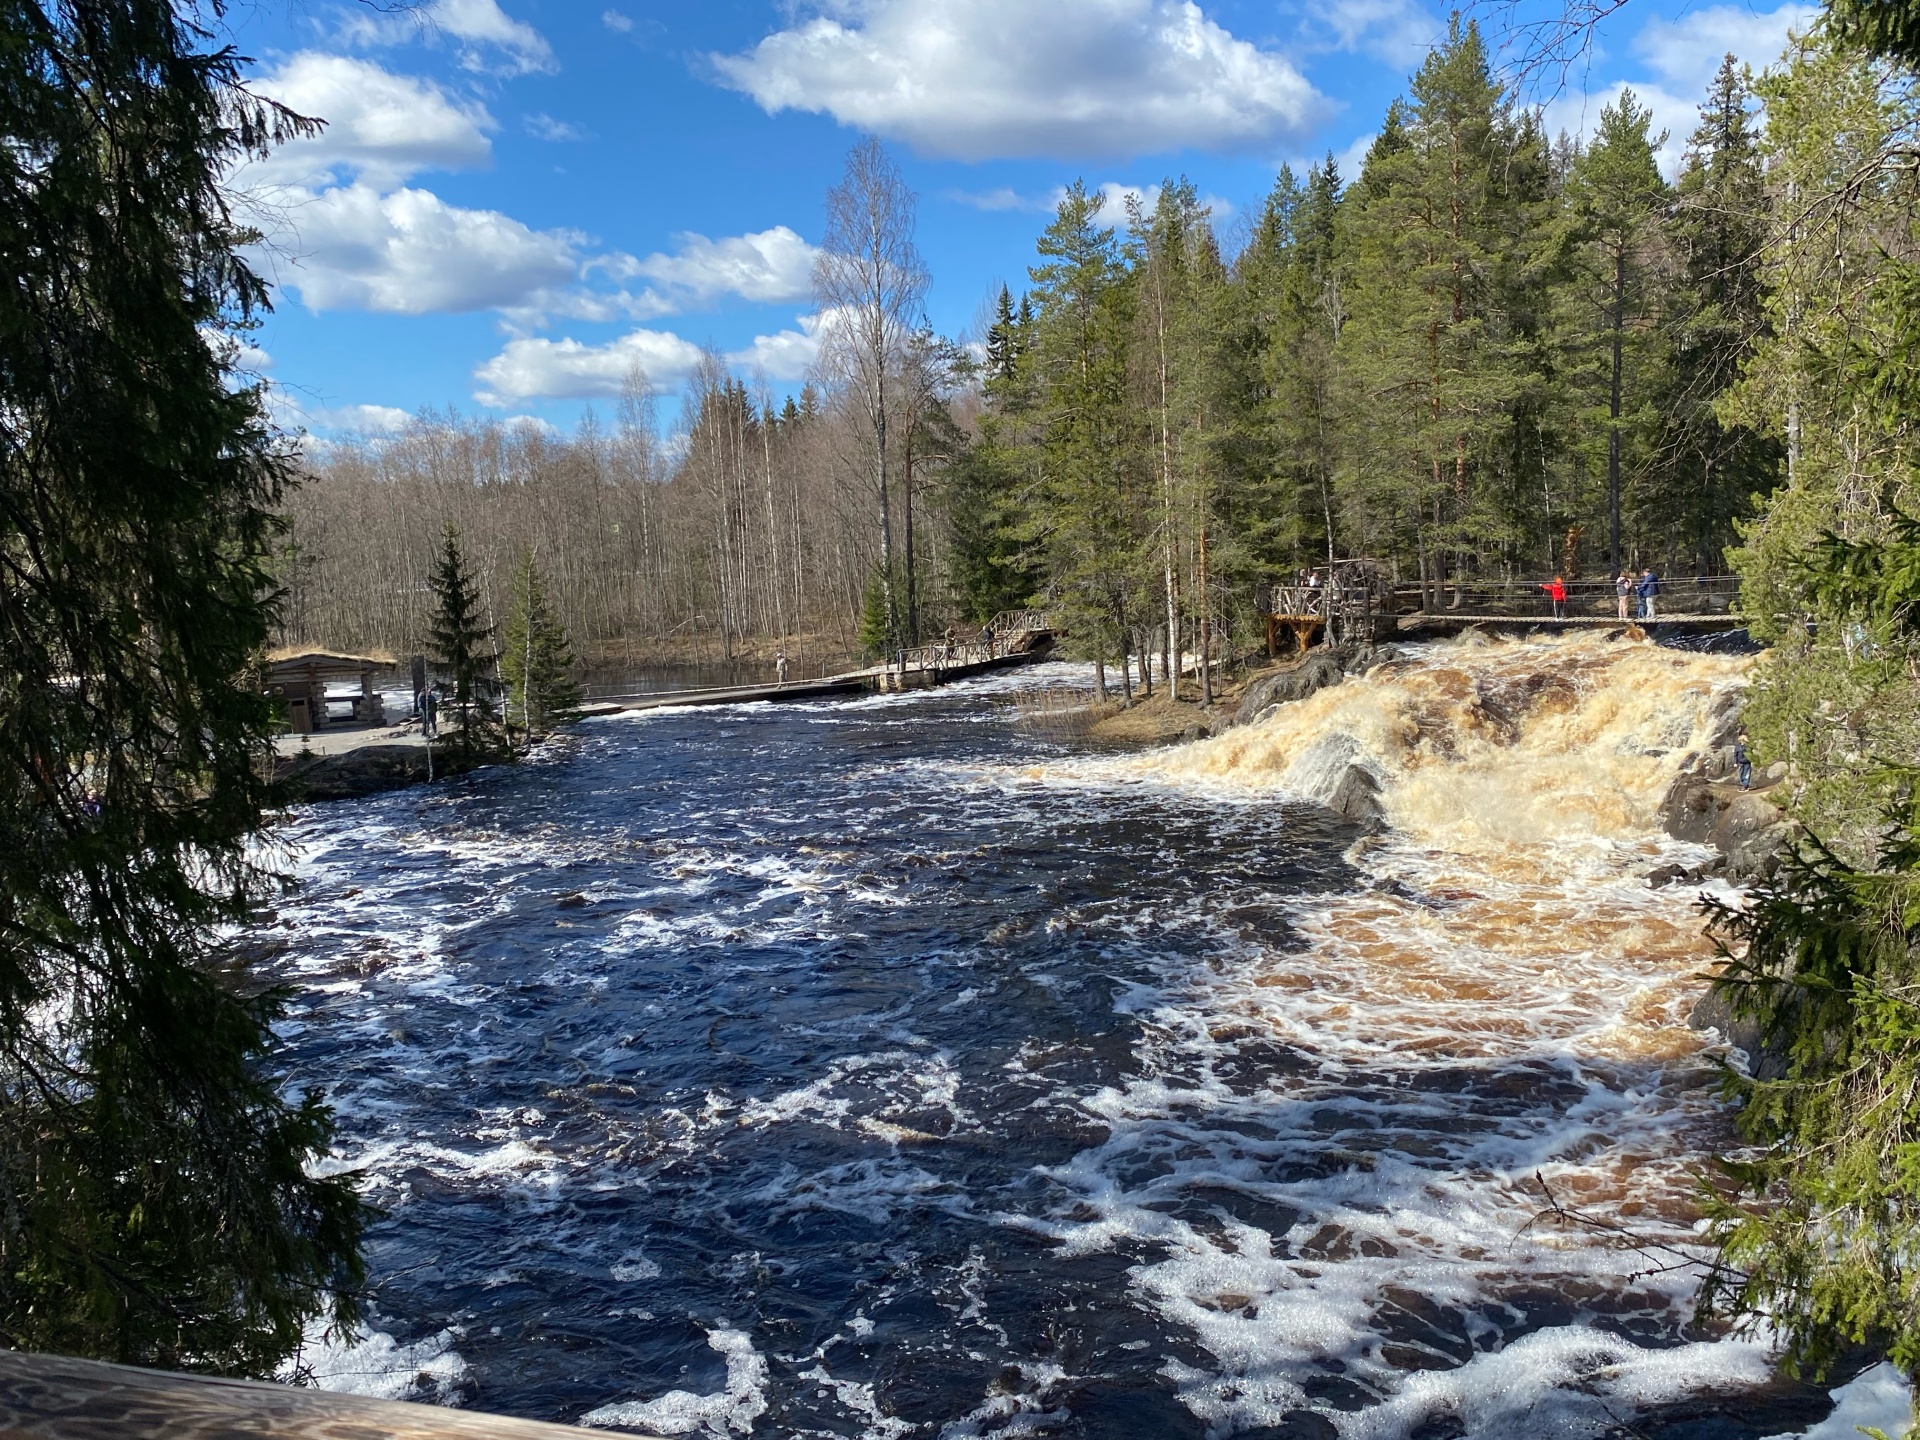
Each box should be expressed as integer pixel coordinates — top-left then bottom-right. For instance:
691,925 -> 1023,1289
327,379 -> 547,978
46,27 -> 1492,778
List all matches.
266,649 -> 390,734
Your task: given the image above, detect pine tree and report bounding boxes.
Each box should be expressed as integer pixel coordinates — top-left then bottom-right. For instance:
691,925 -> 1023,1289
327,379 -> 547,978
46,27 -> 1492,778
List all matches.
428,525 -> 502,758
500,548 -> 581,739
0,0 -> 365,1374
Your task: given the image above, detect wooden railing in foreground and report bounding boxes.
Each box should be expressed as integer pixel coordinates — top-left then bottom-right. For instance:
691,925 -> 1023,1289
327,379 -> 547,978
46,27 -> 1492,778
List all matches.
0,1349 -> 665,1439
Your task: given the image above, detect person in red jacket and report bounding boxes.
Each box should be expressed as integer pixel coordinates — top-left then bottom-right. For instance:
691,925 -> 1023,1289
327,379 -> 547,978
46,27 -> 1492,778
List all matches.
1540,574 -> 1567,619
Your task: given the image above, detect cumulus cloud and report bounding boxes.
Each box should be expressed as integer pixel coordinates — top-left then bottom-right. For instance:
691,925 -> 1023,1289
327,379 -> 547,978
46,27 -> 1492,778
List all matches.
711,0 -> 1328,161
341,0 -> 556,76
729,312 -> 830,380
1542,3 -> 1814,175
595,227 -> 818,316
473,329 -> 709,404
237,52 -> 493,191
474,313 -> 830,402
258,184 -> 584,315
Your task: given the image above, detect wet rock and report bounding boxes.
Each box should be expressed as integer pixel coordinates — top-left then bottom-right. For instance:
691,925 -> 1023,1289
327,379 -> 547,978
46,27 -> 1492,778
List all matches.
278,744 -> 436,801
1647,863 -> 1691,888
1236,652 -> 1346,727
1659,779 -> 1798,880
1687,988 -> 1782,1080
1326,765 -> 1385,826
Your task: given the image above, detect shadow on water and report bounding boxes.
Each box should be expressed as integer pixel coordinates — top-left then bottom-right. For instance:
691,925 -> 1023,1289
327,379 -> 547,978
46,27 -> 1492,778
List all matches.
260,665 -> 1863,1438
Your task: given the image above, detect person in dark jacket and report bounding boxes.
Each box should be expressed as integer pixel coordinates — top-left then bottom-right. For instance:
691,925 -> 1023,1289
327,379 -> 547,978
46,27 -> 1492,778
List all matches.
1637,569 -> 1660,620
1734,731 -> 1752,789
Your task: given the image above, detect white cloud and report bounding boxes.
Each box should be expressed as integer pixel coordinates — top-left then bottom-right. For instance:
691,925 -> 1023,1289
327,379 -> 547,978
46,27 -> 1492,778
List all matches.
341,0 -> 556,76
269,392 -> 415,437
1542,3 -> 1814,176
1295,0 -> 1440,65
473,313 -> 830,403
595,227 -> 818,316
947,187 -> 1030,211
525,112 -> 589,142
729,312 -> 830,380
473,329 -> 709,404
603,9 -> 635,32
259,183 -> 584,315
1635,3 -> 1815,94
711,0 -> 1328,161
237,52 -> 493,191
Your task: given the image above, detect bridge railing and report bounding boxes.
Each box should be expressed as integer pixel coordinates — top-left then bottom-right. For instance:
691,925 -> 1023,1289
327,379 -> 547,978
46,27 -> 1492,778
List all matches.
1386,575 -> 1741,618
888,611 -> 1058,678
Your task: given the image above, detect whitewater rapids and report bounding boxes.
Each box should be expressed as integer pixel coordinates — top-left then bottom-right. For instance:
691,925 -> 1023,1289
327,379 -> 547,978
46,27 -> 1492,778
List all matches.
256,634 -> 1903,1439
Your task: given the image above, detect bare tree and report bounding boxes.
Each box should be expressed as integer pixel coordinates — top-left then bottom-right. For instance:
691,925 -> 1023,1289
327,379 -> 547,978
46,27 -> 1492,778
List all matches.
812,138 -> 929,650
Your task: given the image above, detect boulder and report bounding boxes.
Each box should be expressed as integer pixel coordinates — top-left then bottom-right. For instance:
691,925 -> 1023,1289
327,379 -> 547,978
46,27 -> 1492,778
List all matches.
1235,652 -> 1346,727
1326,764 -> 1385,826
1659,777 -> 1799,881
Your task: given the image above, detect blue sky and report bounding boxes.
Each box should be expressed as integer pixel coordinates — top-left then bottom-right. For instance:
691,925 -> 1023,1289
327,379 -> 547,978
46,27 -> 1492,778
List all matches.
218,0 -> 1817,438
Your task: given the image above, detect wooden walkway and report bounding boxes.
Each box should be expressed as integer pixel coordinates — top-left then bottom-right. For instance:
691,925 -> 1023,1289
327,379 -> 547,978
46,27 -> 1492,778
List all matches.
578,611 -> 1059,718
1396,611 -> 1745,634
0,1348 -> 660,1440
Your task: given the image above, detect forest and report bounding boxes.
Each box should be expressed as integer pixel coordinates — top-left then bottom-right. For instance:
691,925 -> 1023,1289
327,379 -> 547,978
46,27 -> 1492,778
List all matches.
286,19 -> 1798,684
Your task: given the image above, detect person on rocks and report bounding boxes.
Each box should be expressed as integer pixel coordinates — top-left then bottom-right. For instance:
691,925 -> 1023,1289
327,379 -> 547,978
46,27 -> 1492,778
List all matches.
1540,574 -> 1568,619
421,684 -> 439,740
1735,731 -> 1753,790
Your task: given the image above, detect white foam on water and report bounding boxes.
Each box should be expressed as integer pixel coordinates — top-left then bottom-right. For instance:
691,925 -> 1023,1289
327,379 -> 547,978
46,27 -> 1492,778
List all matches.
293,1316 -> 470,1404
1768,1363 -> 1915,1439
982,633 -> 1790,1435
580,1326 -> 770,1436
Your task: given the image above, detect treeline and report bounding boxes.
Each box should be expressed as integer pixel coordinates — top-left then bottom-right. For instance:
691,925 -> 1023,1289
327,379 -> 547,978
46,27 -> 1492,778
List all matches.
957,19 -> 1778,685
283,23 -> 1781,677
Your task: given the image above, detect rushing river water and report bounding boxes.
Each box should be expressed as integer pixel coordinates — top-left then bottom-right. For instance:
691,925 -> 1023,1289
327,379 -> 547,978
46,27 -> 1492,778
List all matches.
262,637 -> 1887,1439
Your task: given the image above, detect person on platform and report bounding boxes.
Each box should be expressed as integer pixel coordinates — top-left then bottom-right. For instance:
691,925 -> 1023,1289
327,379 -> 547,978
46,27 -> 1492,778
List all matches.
776,650 -> 789,688
1540,574 -> 1567,619
1638,569 -> 1660,620
1615,573 -> 1631,621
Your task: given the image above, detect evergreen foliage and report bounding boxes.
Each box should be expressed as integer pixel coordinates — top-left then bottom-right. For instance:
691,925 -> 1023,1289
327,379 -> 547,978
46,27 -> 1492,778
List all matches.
500,548 -> 581,739
427,525 -> 502,758
0,0 -> 365,1373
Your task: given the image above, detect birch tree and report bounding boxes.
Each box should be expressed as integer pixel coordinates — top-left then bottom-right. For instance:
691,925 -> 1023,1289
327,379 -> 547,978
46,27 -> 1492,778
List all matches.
812,139 -> 930,651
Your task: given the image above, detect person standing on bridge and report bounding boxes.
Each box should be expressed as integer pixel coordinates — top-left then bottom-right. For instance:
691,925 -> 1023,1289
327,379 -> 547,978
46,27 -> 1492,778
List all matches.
776,650 -> 789,688
1540,575 -> 1567,619
1615,573 -> 1631,621
1638,569 -> 1660,620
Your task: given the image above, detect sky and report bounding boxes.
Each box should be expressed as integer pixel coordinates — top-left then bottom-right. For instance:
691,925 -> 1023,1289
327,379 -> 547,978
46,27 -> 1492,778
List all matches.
217,0 -> 1821,439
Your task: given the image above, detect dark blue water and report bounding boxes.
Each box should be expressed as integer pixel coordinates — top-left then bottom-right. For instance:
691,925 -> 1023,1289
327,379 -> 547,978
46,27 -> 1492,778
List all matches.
261,664 -> 1858,1439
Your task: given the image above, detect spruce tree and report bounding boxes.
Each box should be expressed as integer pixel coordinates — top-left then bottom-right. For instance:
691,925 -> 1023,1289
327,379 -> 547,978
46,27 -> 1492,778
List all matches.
1562,89 -> 1672,574
500,548 -> 581,739
427,525 -> 501,758
0,0 -> 365,1373
1658,57 -> 1778,574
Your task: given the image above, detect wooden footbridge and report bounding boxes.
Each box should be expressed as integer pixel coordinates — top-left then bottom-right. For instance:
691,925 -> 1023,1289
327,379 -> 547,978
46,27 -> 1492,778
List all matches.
1263,567 -> 1746,651
578,610 -> 1059,717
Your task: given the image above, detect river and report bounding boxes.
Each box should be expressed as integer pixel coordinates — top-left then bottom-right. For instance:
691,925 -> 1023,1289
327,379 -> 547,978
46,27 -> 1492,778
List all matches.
259,634 -> 1896,1439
